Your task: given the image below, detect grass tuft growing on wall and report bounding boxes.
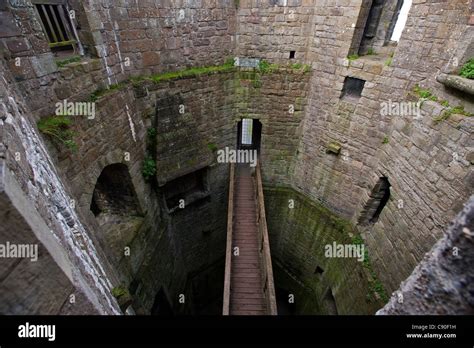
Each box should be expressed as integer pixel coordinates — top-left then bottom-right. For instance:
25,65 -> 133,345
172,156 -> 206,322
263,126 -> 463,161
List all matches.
37,115 -> 77,151
56,55 -> 82,68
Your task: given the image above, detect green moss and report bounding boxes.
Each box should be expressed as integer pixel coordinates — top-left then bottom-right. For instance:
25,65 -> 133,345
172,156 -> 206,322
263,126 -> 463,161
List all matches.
264,186 -> 353,234
147,127 -> 157,139
290,62 -> 312,73
258,60 -> 279,74
37,115 -> 77,151
148,61 -> 235,83
326,142 -> 341,155
412,85 -> 472,124
291,62 -> 303,69
366,48 -> 376,56
352,235 -> 389,302
347,54 -> 359,61
413,84 -> 438,101
207,142 -> 218,152
459,58 -> 474,79
89,83 -> 126,102
434,105 -> 473,124
382,135 -> 389,144
92,62 -> 236,101
56,55 -> 82,68
111,286 -> 129,298
142,156 -> 157,181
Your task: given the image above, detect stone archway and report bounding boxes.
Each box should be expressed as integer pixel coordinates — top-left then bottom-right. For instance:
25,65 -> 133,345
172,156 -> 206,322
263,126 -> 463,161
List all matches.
89,163 -> 144,262
90,163 -> 142,217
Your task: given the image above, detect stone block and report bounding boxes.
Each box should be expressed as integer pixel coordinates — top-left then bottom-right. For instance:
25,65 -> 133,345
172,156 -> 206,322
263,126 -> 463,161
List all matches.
31,53 -> 57,78
0,12 -> 21,38
142,51 -> 160,67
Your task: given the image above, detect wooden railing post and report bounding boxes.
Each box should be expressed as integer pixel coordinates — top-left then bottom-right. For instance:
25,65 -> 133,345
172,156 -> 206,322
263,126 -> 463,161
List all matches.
255,160 -> 278,315
222,163 -> 235,315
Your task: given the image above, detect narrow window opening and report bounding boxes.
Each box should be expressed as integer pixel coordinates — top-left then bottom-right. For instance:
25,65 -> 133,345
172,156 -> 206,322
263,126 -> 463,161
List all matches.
33,1 -> 81,57
289,51 -> 296,59
237,119 -> 262,151
390,0 -> 413,42
241,118 -> 253,145
341,77 -> 366,100
358,177 -> 391,226
351,0 -> 409,55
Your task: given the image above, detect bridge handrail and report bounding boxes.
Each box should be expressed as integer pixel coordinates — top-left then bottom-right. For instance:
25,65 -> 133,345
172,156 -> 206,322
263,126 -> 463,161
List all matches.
255,160 -> 278,315
222,162 -> 235,315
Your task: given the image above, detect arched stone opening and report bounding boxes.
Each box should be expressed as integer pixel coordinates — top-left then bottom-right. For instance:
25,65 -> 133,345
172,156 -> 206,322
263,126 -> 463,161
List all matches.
90,163 -> 142,218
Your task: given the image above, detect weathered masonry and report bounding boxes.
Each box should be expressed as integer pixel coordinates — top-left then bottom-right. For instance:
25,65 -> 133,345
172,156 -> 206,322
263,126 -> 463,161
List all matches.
0,0 -> 473,315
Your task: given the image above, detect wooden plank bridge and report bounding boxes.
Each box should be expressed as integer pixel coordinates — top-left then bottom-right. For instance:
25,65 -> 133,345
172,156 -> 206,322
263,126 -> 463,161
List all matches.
223,161 -> 277,315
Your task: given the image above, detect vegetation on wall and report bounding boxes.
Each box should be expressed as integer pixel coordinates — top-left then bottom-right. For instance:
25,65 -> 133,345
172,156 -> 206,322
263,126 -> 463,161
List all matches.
385,53 -> 394,67
366,48 -> 376,56
89,83 -> 126,102
347,54 -> 360,61
37,115 -> 77,151
147,127 -> 157,140
352,235 -> 389,303
434,105 -> 471,125
413,85 -> 473,124
207,142 -> 218,153
111,286 -> 129,298
347,49 -> 377,62
56,55 -> 82,68
142,155 -> 157,181
142,127 -> 157,181
459,58 -> 474,79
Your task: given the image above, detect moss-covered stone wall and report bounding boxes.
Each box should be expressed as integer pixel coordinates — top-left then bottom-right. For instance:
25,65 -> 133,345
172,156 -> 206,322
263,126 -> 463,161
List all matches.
264,186 -> 386,315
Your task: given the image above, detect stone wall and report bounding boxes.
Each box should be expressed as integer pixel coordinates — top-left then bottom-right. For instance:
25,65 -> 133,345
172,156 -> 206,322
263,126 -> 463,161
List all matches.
0,58 -> 121,315
236,0 -> 315,63
76,0 -> 237,79
0,0 -> 472,315
378,195 -> 474,315
233,67 -> 310,185
293,0 -> 473,295
264,186 -> 385,315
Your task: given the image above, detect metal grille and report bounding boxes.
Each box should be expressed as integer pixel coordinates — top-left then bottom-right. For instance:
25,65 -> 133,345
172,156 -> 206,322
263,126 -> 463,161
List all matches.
241,119 -> 253,145
34,1 -> 76,50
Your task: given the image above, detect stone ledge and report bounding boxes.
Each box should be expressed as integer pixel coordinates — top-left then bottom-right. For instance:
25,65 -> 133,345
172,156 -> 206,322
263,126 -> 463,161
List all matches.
437,73 -> 474,96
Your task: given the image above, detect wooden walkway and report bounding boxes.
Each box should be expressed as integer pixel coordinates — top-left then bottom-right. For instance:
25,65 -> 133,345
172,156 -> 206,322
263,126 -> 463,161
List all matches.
229,164 -> 266,315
